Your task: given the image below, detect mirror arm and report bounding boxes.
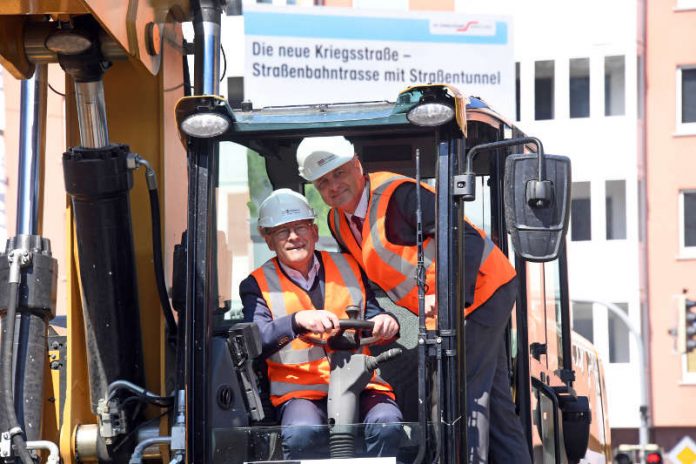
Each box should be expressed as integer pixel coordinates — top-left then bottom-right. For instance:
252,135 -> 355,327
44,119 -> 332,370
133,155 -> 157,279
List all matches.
461,137 -> 548,204
465,136 -> 544,174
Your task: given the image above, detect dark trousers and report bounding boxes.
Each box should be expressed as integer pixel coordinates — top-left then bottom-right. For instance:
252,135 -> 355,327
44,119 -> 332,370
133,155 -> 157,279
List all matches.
466,278 -> 531,464
279,392 -> 403,460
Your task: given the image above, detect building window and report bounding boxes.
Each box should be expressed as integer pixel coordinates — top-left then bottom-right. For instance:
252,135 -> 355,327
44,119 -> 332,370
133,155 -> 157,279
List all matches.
688,349 -> 696,376
677,67 -> 696,133
680,190 -> 696,257
515,62 -> 521,121
569,58 -> 590,118
571,181 -> 591,241
573,302 -> 594,343
605,56 -> 625,116
535,60 -> 554,120
606,180 -> 626,240
608,303 -> 630,363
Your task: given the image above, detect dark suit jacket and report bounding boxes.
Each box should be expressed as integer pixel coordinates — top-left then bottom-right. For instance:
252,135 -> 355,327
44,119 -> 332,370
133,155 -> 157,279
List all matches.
330,181 -> 483,307
239,251 -> 398,359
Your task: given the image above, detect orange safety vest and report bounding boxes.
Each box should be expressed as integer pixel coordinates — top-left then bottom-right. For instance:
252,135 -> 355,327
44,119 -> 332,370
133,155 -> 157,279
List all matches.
329,172 -> 516,318
251,250 -> 393,407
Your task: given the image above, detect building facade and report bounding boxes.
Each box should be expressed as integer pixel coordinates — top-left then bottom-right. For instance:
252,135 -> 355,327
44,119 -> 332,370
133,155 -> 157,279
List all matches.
645,0 -> 696,450
461,0 -> 648,446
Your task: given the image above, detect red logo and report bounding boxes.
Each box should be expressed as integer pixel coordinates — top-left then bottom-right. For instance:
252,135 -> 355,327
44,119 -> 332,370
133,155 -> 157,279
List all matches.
456,21 -> 479,32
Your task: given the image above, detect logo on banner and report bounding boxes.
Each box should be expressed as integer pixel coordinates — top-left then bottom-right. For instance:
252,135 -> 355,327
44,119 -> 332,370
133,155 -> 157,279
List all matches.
430,20 -> 496,36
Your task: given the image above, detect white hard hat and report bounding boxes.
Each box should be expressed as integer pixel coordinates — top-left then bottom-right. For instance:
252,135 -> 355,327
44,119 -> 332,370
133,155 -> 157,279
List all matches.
296,136 -> 355,182
257,189 -> 316,228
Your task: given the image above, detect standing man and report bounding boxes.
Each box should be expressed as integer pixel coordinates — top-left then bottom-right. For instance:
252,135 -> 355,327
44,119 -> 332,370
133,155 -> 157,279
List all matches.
296,136 -> 530,464
239,188 -> 403,460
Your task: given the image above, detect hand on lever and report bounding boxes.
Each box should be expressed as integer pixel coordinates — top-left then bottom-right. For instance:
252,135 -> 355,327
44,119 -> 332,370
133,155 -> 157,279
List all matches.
369,314 -> 399,341
295,310 -> 340,335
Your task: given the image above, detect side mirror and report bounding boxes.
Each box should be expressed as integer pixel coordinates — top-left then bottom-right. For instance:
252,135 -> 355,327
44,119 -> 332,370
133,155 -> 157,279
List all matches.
504,153 -> 571,262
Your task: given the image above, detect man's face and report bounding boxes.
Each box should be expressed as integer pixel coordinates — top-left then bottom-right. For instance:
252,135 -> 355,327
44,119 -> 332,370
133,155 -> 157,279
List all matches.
312,157 -> 366,213
262,220 -> 318,272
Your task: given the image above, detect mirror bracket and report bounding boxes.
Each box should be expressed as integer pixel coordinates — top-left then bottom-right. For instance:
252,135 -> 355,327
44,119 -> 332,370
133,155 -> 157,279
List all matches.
453,173 -> 475,199
526,179 -> 553,207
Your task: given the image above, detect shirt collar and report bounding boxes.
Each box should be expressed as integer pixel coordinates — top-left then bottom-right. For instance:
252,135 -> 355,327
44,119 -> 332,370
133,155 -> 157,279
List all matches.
346,184 -> 369,222
278,254 -> 321,291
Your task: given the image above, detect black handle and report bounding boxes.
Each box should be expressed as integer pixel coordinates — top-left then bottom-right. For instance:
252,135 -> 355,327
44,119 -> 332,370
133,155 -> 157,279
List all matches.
338,320 -> 374,330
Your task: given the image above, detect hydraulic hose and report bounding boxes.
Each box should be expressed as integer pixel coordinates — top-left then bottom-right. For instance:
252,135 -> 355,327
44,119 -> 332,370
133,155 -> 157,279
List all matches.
129,436 -> 172,464
0,236 -> 56,445
13,311 -> 47,439
1,281 -> 34,464
148,188 -> 177,341
133,156 -> 177,342
107,380 -> 173,406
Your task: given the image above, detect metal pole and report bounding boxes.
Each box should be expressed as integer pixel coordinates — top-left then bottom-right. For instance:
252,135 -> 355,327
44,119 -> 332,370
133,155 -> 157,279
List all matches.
453,137 -> 467,463
74,80 -> 109,148
192,1 -> 222,95
17,64 -> 47,235
573,299 -> 648,464
436,136 -> 464,464
186,3 -> 223,460
414,149 -> 428,464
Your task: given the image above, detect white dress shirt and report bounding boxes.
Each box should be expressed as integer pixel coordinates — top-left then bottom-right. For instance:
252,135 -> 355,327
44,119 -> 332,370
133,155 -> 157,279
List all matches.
278,254 -> 321,291
344,185 -> 369,243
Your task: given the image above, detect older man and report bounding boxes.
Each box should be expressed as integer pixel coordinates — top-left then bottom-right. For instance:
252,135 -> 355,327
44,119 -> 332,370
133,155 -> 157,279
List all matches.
296,136 -> 530,464
239,188 -> 403,460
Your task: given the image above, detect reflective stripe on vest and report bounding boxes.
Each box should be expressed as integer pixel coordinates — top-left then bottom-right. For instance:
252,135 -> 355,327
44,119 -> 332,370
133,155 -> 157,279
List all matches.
329,172 -> 436,311
260,260 -> 289,316
329,171 -> 515,316
271,382 -> 329,397
366,175 -> 436,305
330,252 -> 364,310
251,251 -> 393,406
269,344 -> 326,364
464,219 -> 516,315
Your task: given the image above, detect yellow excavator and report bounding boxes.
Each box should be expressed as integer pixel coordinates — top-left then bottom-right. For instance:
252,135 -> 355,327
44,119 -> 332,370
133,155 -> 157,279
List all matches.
0,1 -> 612,463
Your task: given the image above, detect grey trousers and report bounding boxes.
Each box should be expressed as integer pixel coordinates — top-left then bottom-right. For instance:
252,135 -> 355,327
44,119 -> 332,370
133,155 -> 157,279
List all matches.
466,278 -> 531,464
279,392 -> 403,460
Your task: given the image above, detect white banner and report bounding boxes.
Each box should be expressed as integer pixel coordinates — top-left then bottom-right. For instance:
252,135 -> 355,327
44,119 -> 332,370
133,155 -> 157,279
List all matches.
243,5 -> 514,116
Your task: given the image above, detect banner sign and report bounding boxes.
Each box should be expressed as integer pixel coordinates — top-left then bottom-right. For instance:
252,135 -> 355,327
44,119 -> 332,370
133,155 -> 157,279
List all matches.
243,5 -> 514,116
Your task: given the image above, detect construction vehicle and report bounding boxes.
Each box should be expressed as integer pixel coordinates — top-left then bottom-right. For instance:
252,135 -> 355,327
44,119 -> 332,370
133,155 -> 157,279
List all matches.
0,1 -> 612,463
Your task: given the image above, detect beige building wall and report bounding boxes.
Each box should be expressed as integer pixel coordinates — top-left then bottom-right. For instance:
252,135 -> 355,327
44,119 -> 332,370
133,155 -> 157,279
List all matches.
646,0 -> 696,446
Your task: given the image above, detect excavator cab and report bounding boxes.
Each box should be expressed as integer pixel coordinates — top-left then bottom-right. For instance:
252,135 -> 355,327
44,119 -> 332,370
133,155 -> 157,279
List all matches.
176,84 -> 574,462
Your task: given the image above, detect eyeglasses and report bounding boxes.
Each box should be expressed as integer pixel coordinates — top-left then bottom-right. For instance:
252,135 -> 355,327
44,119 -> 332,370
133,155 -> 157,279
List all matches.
268,222 -> 313,241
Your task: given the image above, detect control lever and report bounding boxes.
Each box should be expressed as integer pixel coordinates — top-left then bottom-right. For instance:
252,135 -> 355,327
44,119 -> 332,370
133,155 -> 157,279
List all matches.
227,323 -> 265,422
365,348 -> 403,371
